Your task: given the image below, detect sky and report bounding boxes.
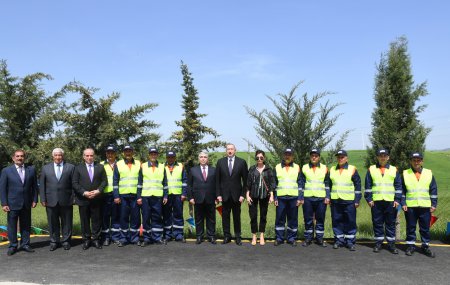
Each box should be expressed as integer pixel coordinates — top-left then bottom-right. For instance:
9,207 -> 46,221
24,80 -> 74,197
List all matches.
2,1 -> 449,151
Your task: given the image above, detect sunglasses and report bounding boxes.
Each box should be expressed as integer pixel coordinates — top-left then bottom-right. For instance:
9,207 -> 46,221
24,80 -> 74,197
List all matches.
255,156 -> 265,161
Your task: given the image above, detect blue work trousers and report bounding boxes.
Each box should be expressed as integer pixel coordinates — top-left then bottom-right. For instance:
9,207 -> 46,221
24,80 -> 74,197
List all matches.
118,195 -> 140,244
302,198 -> 327,241
275,197 -> 298,242
404,207 -> 431,247
141,196 -> 164,242
163,194 -> 184,240
371,200 -> 397,245
102,193 -> 120,242
331,201 -> 357,246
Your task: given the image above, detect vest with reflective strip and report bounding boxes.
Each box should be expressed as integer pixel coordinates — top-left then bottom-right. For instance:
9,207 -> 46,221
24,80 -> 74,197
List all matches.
276,163 -> 300,197
166,163 -> 183,195
141,163 -> 164,197
117,160 -> 141,195
101,161 -> 115,194
369,165 -> 397,201
302,164 -> 327,198
329,165 -> 356,200
403,168 -> 432,207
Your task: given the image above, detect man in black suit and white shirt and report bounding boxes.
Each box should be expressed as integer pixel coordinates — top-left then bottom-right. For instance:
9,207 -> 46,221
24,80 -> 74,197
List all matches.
72,148 -> 107,250
40,148 -> 75,251
188,151 -> 217,244
216,143 -> 248,245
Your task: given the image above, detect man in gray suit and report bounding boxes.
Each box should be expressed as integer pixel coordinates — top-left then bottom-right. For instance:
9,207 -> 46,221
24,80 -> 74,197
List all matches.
40,148 -> 75,251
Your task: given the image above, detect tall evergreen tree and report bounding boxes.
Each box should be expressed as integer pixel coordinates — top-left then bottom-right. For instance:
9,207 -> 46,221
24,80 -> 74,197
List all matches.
55,81 -> 160,163
166,61 -> 224,170
366,37 -> 430,171
0,60 -> 62,168
246,81 -> 349,166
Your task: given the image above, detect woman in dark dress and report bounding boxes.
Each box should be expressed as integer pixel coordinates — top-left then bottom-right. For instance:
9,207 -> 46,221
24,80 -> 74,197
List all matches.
246,150 -> 275,245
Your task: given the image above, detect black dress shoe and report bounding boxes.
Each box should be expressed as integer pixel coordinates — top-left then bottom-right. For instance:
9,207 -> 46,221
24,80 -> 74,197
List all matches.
405,246 -> 415,256
63,243 -> 71,250
235,237 -> 242,246
7,247 -> 17,256
103,239 -> 111,246
316,240 -> 327,247
222,237 -> 231,244
82,240 -> 91,250
117,241 -> 126,247
333,243 -> 341,249
348,245 -> 356,251
274,240 -> 283,246
388,244 -> 398,254
196,238 -> 203,245
21,245 -> 35,253
422,246 -> 435,258
302,240 -> 312,247
50,243 -> 58,251
93,240 -> 102,249
287,240 -> 297,247
209,237 -> 217,244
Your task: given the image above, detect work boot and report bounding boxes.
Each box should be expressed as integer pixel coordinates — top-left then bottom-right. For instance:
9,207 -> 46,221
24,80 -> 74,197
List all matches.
388,244 -> 398,254
302,240 -> 312,247
373,244 -> 381,253
422,246 -> 435,258
405,246 -> 415,256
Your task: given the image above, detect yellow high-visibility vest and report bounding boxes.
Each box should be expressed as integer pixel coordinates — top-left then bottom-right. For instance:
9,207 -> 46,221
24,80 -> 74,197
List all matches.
116,159 -> 141,195
141,162 -> 164,197
302,164 -> 327,198
369,165 -> 397,201
166,163 -> 184,195
403,168 -> 432,207
329,165 -> 356,201
276,163 -> 300,197
101,161 -> 115,194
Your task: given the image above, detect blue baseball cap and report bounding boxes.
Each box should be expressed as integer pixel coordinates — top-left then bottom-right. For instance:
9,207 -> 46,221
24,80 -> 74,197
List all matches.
335,149 -> 348,156
166,150 -> 176,157
123,145 -> 134,151
310,148 -> 321,155
106,145 -> 117,152
376,148 -> 389,156
410,152 -> 423,159
148,146 -> 158,153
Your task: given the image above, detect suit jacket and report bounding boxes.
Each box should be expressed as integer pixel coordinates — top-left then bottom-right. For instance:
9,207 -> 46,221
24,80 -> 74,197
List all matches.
188,165 -> 216,204
216,156 -> 248,202
72,162 -> 107,206
39,162 -> 75,207
0,164 -> 38,211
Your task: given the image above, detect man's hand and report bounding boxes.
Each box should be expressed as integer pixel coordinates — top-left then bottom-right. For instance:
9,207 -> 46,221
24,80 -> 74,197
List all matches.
2,205 -> 10,212
402,205 -> 408,212
189,199 -> 195,205
217,196 -> 222,203
137,198 -> 142,206
41,202 -> 47,207
32,202 -> 37,208
114,198 -> 121,204
296,200 -> 304,207
246,194 -> 252,205
368,201 -> 374,208
239,196 -> 244,203
354,203 -> 360,209
393,201 -> 399,208
324,198 -> 330,205
430,206 -> 436,213
274,200 -> 278,207
163,198 -> 168,205
181,195 -> 186,202
269,195 -> 274,204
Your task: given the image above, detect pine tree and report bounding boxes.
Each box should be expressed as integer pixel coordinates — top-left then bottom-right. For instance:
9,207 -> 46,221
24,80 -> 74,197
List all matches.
366,36 -> 431,171
166,61 -> 224,170
245,81 -> 349,166
0,60 -> 62,169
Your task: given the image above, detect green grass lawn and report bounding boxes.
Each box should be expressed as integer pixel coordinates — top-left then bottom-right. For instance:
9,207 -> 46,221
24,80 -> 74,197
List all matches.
2,150 -> 449,241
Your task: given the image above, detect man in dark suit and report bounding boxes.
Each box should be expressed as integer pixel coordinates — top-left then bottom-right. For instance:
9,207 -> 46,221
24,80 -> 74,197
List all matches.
73,148 -> 107,250
188,151 -> 217,244
0,149 -> 38,256
216,143 -> 248,245
40,148 -> 75,251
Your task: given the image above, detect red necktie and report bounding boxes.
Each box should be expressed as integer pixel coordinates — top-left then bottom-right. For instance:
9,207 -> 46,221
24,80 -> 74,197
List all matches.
202,166 -> 207,181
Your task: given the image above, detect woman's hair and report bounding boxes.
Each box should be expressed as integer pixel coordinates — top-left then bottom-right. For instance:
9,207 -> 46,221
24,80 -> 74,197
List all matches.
255,150 -> 265,158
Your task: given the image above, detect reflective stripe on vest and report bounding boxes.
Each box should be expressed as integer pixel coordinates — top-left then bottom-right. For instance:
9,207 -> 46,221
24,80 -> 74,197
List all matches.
276,163 -> 300,197
302,164 -> 327,198
101,161 -> 115,193
403,168 -> 432,207
166,163 -> 183,195
141,163 -> 164,197
117,160 -> 141,195
329,165 -> 356,201
369,165 -> 397,201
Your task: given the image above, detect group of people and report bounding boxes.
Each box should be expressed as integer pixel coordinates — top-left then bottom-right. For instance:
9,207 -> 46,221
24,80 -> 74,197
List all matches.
0,143 -> 438,258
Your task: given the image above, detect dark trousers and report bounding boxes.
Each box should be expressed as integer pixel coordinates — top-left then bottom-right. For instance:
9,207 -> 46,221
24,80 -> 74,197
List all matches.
46,204 -> 73,245
371,200 -> 397,245
331,201 -> 357,246
303,198 -> 327,241
7,208 -> 31,248
405,207 -> 431,247
194,202 -> 216,239
102,193 -> 120,242
222,199 -> 241,238
141,196 -> 164,242
163,194 -> 184,240
275,197 -> 298,242
118,195 -> 140,244
79,202 -> 102,241
248,197 -> 269,233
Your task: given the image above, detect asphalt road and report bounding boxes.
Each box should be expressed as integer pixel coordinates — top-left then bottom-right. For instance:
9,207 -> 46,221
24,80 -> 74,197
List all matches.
1,237 -> 449,285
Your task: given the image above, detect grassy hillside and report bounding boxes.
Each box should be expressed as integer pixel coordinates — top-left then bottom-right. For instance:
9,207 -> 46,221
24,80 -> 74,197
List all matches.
1,150 -> 449,241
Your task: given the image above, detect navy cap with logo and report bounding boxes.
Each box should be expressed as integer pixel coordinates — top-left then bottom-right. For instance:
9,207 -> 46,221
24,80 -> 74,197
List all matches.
166,150 -> 176,157
148,146 -> 158,153
123,145 -> 134,151
335,149 -> 348,156
310,148 -> 321,155
106,145 -> 117,152
376,148 -> 389,156
284,148 -> 293,155
410,152 -> 423,159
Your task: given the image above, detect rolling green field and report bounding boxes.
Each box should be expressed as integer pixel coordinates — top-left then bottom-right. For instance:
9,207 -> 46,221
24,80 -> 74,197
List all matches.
1,150 -> 449,241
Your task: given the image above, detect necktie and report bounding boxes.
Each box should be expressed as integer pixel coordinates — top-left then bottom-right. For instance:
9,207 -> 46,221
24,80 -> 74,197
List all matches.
202,166 -> 207,181
228,158 -> 233,176
56,164 -> 62,181
18,166 -> 25,184
88,164 -> 93,182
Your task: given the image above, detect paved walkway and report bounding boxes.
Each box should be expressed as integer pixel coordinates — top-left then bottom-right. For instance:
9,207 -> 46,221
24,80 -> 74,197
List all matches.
1,236 -> 449,284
